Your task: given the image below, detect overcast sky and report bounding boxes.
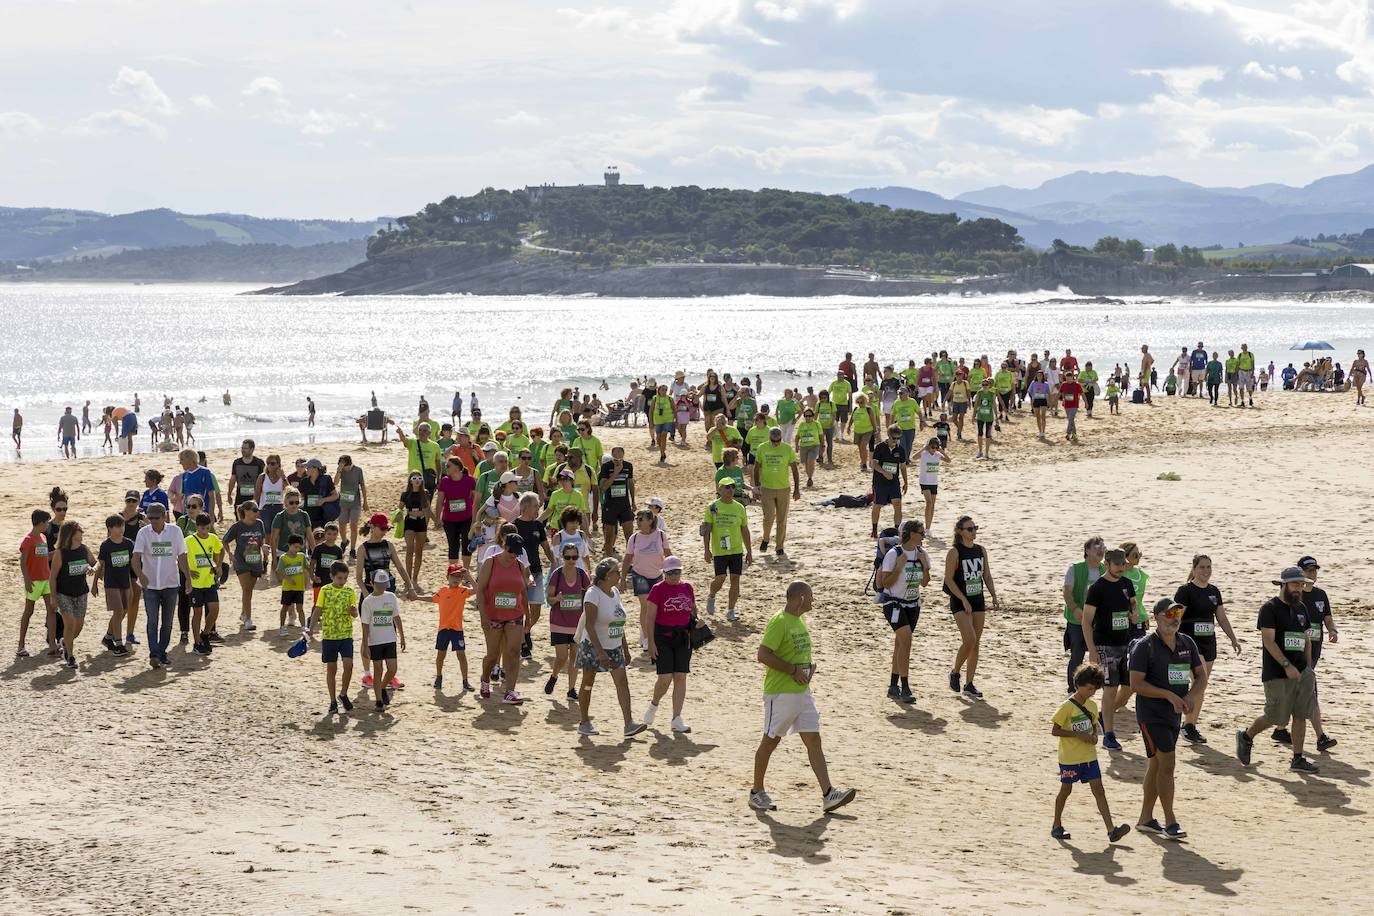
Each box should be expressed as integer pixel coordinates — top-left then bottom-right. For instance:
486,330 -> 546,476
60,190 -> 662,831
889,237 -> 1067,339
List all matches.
3,0 -> 1373,218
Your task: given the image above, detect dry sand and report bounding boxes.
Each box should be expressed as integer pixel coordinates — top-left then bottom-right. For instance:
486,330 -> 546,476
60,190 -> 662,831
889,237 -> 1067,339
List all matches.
2,389 -> 1372,914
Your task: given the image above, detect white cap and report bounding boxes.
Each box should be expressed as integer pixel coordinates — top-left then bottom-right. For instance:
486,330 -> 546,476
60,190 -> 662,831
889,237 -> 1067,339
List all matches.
647,497 -> 665,509
371,570 -> 391,584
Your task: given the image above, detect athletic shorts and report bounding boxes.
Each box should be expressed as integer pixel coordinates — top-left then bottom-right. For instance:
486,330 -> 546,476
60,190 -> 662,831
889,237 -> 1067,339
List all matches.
526,579 -> 546,606
977,419 -> 994,436
550,631 -> 575,646
281,589 -> 304,606
1059,759 -> 1102,784
191,586 -> 220,608
1139,720 -> 1179,758
872,480 -> 902,506
653,625 -> 692,675
800,445 -> 820,462
55,592 -> 88,618
26,580 -> 51,601
602,504 -> 634,526
435,628 -> 466,652
1096,645 -> 1129,687
321,638 -> 353,663
883,599 -> 920,631
951,592 -> 986,614
403,516 -> 427,534
1311,640 -> 1323,665
1237,369 -> 1253,389
61,436 -> 76,447
713,554 -> 744,577
367,641 -> 398,661
1191,634 -> 1217,662
1032,398 -> 1048,409
103,586 -> 130,612
577,638 -> 625,672
1263,668 -> 1317,725
655,422 -> 675,435
630,571 -> 662,596
835,405 -> 850,423
951,402 -> 968,415
918,386 -> 934,399
762,690 -> 820,738
920,483 -> 937,495
337,500 -> 362,524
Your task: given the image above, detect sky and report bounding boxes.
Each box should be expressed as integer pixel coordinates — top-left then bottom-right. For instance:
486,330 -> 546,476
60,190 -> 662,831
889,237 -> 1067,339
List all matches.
2,0 -> 1374,218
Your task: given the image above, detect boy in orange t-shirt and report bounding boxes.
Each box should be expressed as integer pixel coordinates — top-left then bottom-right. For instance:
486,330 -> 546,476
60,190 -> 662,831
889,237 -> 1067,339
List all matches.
433,563 -> 473,691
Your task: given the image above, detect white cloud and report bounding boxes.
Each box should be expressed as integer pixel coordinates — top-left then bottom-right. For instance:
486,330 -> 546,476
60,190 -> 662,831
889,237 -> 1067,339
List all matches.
802,86 -> 875,111
189,95 -> 218,112
495,109 -> 541,127
71,109 -> 166,140
1243,60 -> 1280,81
110,66 -> 176,116
242,76 -> 285,98
0,111 -> 43,138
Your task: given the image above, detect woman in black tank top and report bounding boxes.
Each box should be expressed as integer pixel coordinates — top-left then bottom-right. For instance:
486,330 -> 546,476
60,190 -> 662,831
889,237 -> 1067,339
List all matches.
50,520 -> 94,668
942,515 -> 999,699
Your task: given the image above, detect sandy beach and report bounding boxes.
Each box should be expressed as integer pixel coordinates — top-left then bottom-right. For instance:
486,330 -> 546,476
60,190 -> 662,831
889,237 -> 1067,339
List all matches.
3,389 -> 1372,914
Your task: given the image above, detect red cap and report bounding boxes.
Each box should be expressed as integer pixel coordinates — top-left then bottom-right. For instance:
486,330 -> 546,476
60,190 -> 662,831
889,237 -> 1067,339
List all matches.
368,512 -> 391,530
447,563 -> 466,576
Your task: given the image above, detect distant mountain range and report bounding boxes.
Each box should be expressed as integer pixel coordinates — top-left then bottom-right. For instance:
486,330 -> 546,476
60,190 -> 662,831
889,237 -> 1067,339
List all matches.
0,206 -> 388,261
848,164 -> 1374,249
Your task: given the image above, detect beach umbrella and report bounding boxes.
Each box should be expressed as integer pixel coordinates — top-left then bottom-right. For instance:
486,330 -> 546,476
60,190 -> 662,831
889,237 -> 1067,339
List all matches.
1290,341 -> 1335,351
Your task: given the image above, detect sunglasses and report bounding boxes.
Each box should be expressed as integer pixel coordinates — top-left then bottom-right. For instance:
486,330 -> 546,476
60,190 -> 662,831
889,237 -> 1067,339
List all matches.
664,569 -> 681,575
286,499 -> 300,505
1160,608 -> 1184,620
960,525 -> 978,532
54,506 -> 68,512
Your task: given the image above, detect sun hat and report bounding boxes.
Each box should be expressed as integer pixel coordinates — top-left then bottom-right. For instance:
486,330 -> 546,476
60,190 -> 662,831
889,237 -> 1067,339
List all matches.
1272,566 -> 1307,585
499,471 -> 520,485
662,555 -> 683,572
482,441 -> 498,452
647,497 -> 665,509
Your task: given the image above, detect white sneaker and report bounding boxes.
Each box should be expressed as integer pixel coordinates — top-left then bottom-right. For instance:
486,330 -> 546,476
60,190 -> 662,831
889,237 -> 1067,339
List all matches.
726,608 -> 739,622
749,790 -> 776,811
278,626 -> 288,637
624,721 -> 647,737
642,703 -> 658,726
823,787 -> 857,813
243,618 -> 256,632
705,596 -> 716,616
578,721 -> 599,736
641,637 -> 649,652
672,715 -> 691,733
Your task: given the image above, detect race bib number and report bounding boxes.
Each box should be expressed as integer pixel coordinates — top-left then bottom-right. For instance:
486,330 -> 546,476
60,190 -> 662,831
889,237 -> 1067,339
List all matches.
306,496 -> 321,507
904,563 -> 923,591
1192,621 -> 1214,636
608,609 -> 626,641
800,434 -> 817,446
111,552 -> 130,568
964,578 -> 983,597
1308,625 -> 1323,642
560,594 -> 582,611
1071,716 -> 1093,734
1167,663 -> 1190,685
1282,631 -> 1305,652
284,562 -> 304,577
263,491 -> 283,505
151,541 -> 173,558
923,458 -> 940,475
494,592 -> 518,610
1111,611 -> 1129,631
448,499 -> 467,513
341,492 -> 356,504
69,559 -> 89,576
610,485 -> 627,498
238,484 -> 254,497
245,548 -> 262,565
882,462 -> 898,475
718,535 -> 732,552
195,554 -> 212,568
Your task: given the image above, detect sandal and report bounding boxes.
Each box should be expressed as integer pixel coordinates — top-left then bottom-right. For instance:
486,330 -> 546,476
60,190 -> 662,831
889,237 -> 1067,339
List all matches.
15,647 -> 30,658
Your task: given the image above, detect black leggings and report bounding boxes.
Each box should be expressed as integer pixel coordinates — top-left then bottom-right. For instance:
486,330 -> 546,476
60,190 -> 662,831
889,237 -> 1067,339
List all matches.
177,568 -> 190,634
1084,388 -> 1096,412
443,519 -> 472,560
1207,381 -> 1221,405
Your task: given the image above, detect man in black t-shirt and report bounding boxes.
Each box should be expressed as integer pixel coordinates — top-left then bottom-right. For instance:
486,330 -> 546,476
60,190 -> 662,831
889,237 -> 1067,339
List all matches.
869,426 -> 907,537
1274,556 -> 1338,751
1235,567 -> 1319,773
1081,549 -> 1136,750
230,439 -> 265,508
1128,598 -> 1205,840
598,448 -> 635,554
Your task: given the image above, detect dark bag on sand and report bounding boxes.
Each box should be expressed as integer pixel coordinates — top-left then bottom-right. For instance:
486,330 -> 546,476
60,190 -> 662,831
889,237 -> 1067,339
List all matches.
1131,389 -> 1145,405
689,618 -> 715,649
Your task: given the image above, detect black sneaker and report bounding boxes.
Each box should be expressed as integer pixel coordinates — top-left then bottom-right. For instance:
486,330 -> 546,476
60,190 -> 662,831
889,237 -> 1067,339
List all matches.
462,681 -> 473,692
1235,730 -> 1253,766
1317,734 -> 1337,752
1163,823 -> 1187,841
207,631 -> 225,644
192,642 -> 209,656
159,654 -> 172,668
1271,728 -> 1292,745
1108,824 -> 1131,843
328,701 -> 339,714
375,700 -> 385,712
111,643 -> 129,656
65,653 -> 77,669
545,675 -> 557,695
759,539 -> 769,552
1050,825 -> 1070,840
433,675 -> 443,690
776,548 -> 785,558
179,632 -> 189,645
101,634 -> 116,652
898,687 -> 915,704
886,684 -> 901,700
962,682 -> 983,700
566,688 -> 578,701
339,693 -> 353,712
1182,723 -> 1207,744
1136,818 -> 1164,835
382,689 -> 392,707
948,671 -> 961,693
1290,754 -> 1320,773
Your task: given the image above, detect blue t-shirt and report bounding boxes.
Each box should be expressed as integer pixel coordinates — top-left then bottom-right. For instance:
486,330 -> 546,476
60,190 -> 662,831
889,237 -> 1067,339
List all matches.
180,467 -> 215,507
1189,348 -> 1208,370
140,488 -> 169,513
1282,366 -> 1297,383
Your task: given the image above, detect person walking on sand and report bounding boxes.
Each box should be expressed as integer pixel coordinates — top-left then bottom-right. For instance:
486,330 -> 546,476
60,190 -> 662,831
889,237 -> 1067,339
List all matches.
131,503 -> 189,669
915,437 -> 950,531
944,515 -> 998,700
877,520 -> 929,704
702,477 -> 752,622
1080,549 -> 1136,752
869,425 -> 907,538
1235,567 -> 1321,773
12,408 -> 22,449
1172,554 -> 1241,744
1050,663 -> 1132,843
749,579 -> 857,815
1128,599 -> 1205,841
575,559 -> 647,738
1351,350 -> 1368,405
752,426 -> 799,559
1062,537 -> 1106,693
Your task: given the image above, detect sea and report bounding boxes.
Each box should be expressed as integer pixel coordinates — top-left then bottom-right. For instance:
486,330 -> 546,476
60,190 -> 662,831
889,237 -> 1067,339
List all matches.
3,282 -> 1371,462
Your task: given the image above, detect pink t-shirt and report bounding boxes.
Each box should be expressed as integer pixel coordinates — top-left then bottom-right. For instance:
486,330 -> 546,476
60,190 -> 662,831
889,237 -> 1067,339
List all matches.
436,474 -> 475,522
646,580 -> 696,628
626,529 -> 668,579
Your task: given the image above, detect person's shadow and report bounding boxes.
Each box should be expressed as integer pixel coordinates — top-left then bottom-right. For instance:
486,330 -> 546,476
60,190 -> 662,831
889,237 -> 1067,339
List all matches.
647,730 -> 718,765
574,738 -> 632,773
885,708 -> 947,736
958,699 -> 1012,729
1152,835 -> 1244,896
755,812 -> 856,863
1060,840 -> 1138,886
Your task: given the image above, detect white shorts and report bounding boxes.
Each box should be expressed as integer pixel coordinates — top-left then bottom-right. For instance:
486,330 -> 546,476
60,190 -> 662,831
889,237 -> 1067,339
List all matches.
917,386 -> 934,399
762,691 -> 820,738
881,396 -> 896,413
1237,369 -> 1254,389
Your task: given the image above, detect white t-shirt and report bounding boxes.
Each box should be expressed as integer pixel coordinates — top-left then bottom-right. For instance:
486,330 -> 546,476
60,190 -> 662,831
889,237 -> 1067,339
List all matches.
580,585 -> 626,649
917,450 -> 943,486
133,523 -> 187,590
881,545 -> 928,602
361,591 -> 400,646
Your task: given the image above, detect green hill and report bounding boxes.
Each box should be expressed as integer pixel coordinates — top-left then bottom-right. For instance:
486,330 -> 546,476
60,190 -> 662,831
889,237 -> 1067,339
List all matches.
1,240 -> 366,283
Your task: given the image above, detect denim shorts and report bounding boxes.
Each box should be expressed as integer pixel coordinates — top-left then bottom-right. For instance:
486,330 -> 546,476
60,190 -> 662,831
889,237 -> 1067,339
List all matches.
630,571 -> 662,596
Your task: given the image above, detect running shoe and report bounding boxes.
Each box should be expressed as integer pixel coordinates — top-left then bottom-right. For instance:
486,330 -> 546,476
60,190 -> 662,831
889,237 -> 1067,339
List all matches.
1235,730 -> 1253,766
725,609 -> 739,622
179,632 -> 189,645
1050,826 -> 1071,841
492,665 -> 504,681
150,656 -> 161,669
462,681 -> 473,692
159,654 -> 172,668
126,633 -> 140,645
566,688 -> 578,701
243,619 -> 256,632
886,685 -> 902,700
207,632 -> 225,644
480,680 -> 491,699
65,654 -> 77,669
671,716 -> 691,733
389,677 -> 405,690
1162,824 -> 1187,840
111,643 -> 128,656
759,539 -> 769,552
705,596 -> 716,616
1108,824 -> 1131,843
962,682 -> 983,700
192,641 -> 210,657
776,548 -> 785,558
1102,732 -> 1122,751
1271,728 -> 1292,745
1136,818 -> 1164,835
1182,723 -> 1207,745
1290,755 -> 1320,773
279,627 -> 288,637
948,671 -> 961,693
898,687 -> 915,704
749,790 -> 776,811
382,689 -> 392,706
502,690 -> 524,705
578,721 -> 599,736
362,673 -> 374,688
434,675 -> 443,690
642,703 -> 657,726
822,787 -> 857,813
624,721 -> 647,737
101,634 -> 115,652
544,675 -> 557,695
1317,734 -> 1338,752
328,701 -> 339,714
339,693 -> 353,711
375,700 -> 385,712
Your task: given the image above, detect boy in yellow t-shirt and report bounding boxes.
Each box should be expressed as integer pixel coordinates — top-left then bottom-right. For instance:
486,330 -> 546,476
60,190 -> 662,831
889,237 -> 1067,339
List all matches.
277,534 -> 309,634
1051,664 -> 1131,843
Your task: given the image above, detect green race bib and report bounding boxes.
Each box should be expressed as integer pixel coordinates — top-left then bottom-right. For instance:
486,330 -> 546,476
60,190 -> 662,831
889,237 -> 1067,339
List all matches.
1282,631 -> 1305,652
1167,663 -> 1190,686
494,592 -> 518,610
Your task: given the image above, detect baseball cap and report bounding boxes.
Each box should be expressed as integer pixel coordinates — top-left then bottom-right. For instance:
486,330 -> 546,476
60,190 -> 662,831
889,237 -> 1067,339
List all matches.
368,511 -> 391,530
305,458 -> 325,470
662,555 -> 683,572
482,441 -> 498,452
372,569 -> 391,584
124,489 -> 140,501
1297,555 -> 1319,570
447,563 -> 466,577
647,497 -> 665,509
145,503 -> 166,517
499,471 -> 520,485
1272,566 -> 1307,585
1153,597 -> 1185,615
558,469 -> 574,480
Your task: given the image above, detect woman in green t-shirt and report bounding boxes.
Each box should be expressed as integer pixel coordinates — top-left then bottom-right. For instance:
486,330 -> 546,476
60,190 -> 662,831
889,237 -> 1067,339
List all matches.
775,389 -> 799,449
850,393 -> 879,472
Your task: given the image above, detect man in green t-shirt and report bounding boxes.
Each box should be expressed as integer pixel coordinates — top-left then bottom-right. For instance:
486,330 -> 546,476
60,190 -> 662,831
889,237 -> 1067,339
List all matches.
827,372 -> 853,441
393,419 -> 442,497
749,579 -> 856,815
703,477 -> 752,622
891,388 -> 920,458
973,379 -> 998,461
751,428 -> 800,558
650,384 -> 675,464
